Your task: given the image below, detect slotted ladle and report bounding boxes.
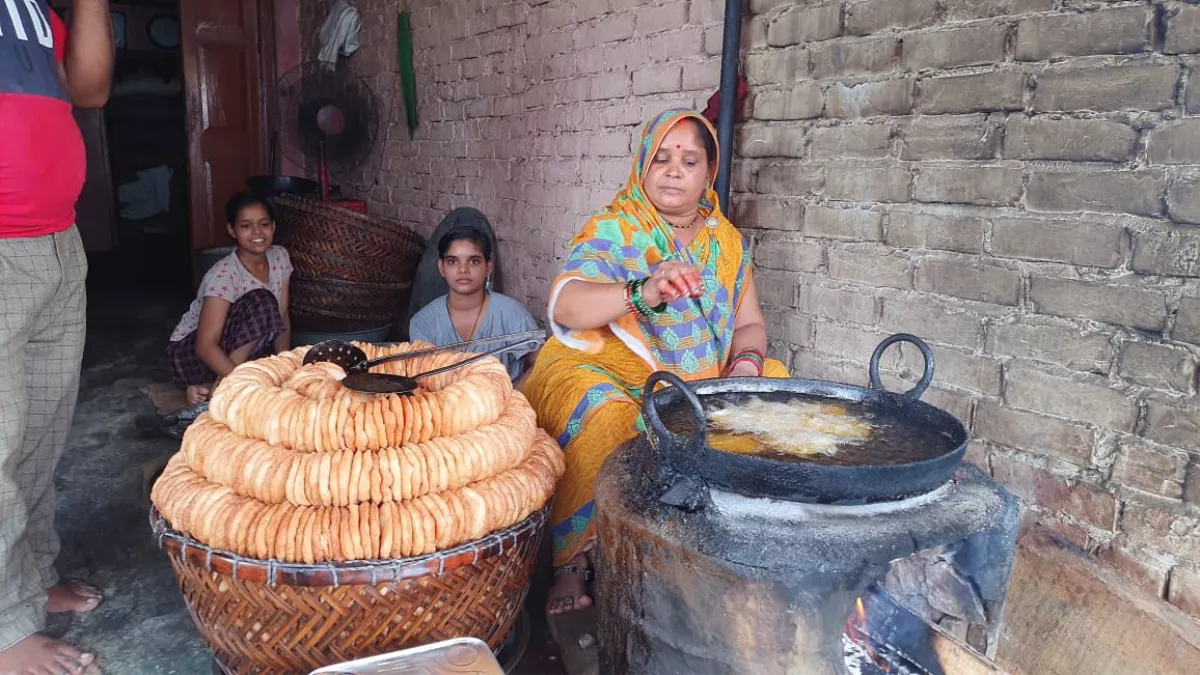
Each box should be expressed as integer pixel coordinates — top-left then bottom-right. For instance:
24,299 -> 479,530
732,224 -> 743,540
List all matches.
339,338 -> 542,395
303,329 -> 545,373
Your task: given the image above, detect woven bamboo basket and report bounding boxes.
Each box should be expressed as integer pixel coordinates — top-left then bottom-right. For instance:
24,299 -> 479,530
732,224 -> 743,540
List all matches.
289,275 -> 413,326
151,506 -> 547,675
274,195 -> 425,285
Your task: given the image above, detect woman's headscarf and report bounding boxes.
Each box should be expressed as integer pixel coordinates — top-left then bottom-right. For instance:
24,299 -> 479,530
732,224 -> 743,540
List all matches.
548,109 -> 753,379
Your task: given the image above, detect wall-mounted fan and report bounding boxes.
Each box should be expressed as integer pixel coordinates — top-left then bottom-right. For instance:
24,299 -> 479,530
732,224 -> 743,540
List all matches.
277,62 -> 382,209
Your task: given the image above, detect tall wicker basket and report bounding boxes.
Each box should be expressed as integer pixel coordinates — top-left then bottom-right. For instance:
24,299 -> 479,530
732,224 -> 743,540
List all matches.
151,507 -> 547,675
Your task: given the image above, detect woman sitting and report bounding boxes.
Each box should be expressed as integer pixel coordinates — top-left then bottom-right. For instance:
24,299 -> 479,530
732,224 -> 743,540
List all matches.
167,194 -> 292,404
409,224 -> 540,385
524,109 -> 788,615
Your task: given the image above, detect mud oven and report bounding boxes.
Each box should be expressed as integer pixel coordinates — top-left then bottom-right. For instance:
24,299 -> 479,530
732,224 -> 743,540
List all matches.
594,336 -> 1021,675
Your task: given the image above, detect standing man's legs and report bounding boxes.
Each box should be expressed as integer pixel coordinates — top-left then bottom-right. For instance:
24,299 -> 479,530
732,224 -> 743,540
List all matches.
0,228 -> 97,672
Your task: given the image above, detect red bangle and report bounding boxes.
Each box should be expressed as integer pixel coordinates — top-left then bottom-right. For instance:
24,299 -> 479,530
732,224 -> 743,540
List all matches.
623,281 -> 639,318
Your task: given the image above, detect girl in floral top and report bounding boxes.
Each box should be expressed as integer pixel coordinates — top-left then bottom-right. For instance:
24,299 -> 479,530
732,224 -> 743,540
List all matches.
167,194 -> 292,404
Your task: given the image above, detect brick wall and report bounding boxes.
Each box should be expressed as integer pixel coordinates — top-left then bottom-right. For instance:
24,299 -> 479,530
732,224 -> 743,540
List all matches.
299,0 -> 1200,618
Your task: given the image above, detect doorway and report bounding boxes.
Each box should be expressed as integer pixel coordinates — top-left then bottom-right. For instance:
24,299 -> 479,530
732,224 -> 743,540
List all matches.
55,0 -> 275,291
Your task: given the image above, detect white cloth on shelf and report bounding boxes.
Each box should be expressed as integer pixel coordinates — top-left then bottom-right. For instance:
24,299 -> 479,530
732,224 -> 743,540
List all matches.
318,0 -> 362,66
117,165 -> 173,221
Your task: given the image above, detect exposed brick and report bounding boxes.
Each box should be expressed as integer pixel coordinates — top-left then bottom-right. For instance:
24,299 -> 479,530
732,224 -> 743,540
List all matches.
746,47 -> 808,85
943,0 -> 1055,21
688,0 -> 723,25
753,85 -> 826,120
825,166 -> 912,203
810,123 -> 894,159
1165,2 -> 1200,54
827,79 -> 914,118
1188,461 -> 1200,506
914,166 -> 1024,206
991,218 -> 1125,268
735,195 -> 804,231
925,347 -> 1002,395
756,269 -> 798,308
750,0 -> 791,13
1147,119 -> 1200,166
753,232 -> 825,273
1132,227 -> 1200,279
814,323 -> 890,362
828,249 -> 914,289
1144,401 -> 1200,450
987,323 -> 1115,374
1005,366 -> 1138,431
887,211 -> 985,253
588,72 -> 631,100
900,115 -> 1003,160
903,25 -> 1010,71
881,299 -> 983,348
1168,567 -> 1200,617
804,206 -> 884,241
1189,66 -> 1200,114
992,454 -> 1117,530
1029,278 -> 1168,332
1033,62 -> 1180,113
1015,7 -> 1151,61
764,309 -> 814,348
975,400 -> 1094,466
1004,116 -> 1137,163
1168,173 -> 1200,226
1175,296 -> 1200,347
845,0 -> 938,36
636,0 -> 688,35
738,123 -> 806,158
632,64 -> 682,95
1114,438 -> 1190,500
797,285 -> 878,325
755,164 -> 824,197
917,72 -> 1026,114
793,347 -> 873,387
922,386 -> 976,428
582,13 -> 636,47
1123,502 -> 1200,564
766,3 -> 843,47
915,258 -> 1021,306
1027,171 -> 1166,217
810,36 -> 900,79
682,60 -> 721,91
1096,544 -> 1171,598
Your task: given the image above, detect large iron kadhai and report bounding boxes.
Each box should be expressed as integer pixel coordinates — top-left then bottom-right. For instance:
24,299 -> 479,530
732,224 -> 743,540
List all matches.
645,333 -> 969,509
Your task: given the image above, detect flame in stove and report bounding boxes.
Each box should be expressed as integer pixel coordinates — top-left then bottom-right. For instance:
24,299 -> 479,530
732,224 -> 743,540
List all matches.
846,597 -> 890,672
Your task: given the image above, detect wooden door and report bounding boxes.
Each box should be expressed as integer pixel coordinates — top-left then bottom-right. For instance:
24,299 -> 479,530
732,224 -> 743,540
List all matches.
179,0 -> 274,256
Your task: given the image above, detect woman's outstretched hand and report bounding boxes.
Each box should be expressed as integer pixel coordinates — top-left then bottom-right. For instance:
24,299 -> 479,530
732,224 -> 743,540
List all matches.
643,261 -> 704,306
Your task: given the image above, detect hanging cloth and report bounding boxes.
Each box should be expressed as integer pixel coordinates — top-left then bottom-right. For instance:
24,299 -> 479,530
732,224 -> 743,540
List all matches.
318,0 -> 362,66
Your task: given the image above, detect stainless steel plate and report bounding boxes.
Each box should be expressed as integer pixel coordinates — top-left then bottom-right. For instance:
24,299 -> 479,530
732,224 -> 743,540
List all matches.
308,638 -> 505,675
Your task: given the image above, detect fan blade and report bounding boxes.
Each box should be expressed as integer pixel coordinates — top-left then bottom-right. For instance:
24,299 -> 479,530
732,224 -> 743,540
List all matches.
397,12 -> 418,139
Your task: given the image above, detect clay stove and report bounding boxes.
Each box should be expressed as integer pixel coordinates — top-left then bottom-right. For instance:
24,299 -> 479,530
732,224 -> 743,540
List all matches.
593,337 -> 1020,675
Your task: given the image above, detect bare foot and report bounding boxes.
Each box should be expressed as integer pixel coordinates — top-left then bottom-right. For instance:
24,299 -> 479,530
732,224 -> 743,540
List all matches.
185,384 -> 211,405
547,553 -> 594,616
0,633 -> 99,675
47,580 -> 103,614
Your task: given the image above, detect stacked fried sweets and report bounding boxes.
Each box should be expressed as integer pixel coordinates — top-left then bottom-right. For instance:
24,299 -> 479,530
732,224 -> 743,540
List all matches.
151,343 -> 565,563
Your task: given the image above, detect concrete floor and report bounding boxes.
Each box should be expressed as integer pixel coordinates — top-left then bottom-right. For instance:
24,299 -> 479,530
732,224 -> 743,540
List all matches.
46,275 -> 567,674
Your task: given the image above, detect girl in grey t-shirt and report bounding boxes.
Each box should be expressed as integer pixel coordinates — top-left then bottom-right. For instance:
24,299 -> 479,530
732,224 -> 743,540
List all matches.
409,225 -> 539,384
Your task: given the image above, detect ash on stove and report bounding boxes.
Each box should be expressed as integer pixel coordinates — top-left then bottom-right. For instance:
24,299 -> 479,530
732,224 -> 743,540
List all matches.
843,636 -> 922,675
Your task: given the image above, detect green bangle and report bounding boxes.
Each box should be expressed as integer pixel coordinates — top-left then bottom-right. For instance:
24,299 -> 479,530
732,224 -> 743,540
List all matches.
631,278 -> 666,316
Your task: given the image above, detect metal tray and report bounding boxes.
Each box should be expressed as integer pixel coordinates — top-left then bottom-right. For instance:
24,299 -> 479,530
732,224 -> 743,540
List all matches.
308,638 -> 505,675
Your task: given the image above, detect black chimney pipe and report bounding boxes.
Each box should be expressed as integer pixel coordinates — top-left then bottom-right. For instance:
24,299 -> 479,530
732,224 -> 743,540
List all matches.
714,0 -> 744,213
